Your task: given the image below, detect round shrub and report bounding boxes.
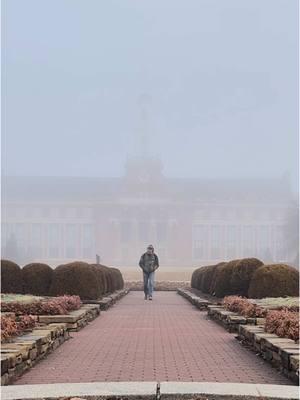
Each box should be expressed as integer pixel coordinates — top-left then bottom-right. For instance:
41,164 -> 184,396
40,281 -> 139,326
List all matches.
214,259 -> 240,297
191,268 -> 199,289
110,267 -> 124,290
209,262 -> 227,295
50,262 -> 100,300
98,265 -> 114,294
1,259 -> 23,294
90,264 -> 109,296
201,265 -> 218,293
248,264 -> 299,299
22,263 -> 53,296
191,266 -> 207,291
230,258 -> 264,297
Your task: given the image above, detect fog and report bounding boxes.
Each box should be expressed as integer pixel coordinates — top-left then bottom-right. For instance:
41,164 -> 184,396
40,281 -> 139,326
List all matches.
1,0 -> 299,270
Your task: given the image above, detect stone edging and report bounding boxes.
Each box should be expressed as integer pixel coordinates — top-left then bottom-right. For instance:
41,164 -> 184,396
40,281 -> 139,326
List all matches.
238,324 -> 299,383
177,288 -> 212,310
1,323 -> 69,386
1,381 -> 298,400
82,289 -> 130,310
38,304 -> 100,331
207,305 -> 266,333
177,289 -> 299,384
1,289 -> 130,386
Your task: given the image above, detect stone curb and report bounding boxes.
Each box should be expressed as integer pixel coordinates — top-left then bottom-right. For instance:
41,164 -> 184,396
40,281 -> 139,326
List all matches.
177,288 -> 212,310
1,289 -> 130,386
38,304 -> 100,331
1,382 -> 299,400
82,289 -> 130,311
1,323 -> 69,386
207,305 -> 262,333
238,325 -> 299,383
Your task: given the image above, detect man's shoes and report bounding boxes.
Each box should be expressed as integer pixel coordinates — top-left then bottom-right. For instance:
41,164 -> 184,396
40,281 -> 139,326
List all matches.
144,295 -> 148,300
149,296 -> 152,301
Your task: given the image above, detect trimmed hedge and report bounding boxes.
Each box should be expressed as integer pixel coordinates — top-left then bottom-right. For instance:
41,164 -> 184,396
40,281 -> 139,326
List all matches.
50,262 -> 101,300
22,263 -> 53,296
209,262 -> 227,295
214,259 -> 240,297
110,267 -> 124,291
90,264 -> 108,296
191,258 -> 265,298
191,262 -> 227,296
1,259 -> 23,294
248,264 -> 299,299
229,258 -> 264,297
49,261 -> 124,300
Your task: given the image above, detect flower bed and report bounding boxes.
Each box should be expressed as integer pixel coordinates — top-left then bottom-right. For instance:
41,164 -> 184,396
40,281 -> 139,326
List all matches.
1,314 -> 37,342
223,296 -> 267,318
223,295 -> 299,341
265,309 -> 299,341
1,295 -> 81,316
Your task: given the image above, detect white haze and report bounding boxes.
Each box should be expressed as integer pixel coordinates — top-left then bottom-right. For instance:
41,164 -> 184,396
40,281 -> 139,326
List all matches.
1,0 -> 299,270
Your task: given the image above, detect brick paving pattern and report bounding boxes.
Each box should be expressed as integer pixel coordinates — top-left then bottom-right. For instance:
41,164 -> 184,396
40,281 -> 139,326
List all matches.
15,292 -> 290,385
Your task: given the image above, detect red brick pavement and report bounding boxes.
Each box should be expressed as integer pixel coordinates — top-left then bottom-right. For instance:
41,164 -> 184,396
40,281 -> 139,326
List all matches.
15,292 -> 291,385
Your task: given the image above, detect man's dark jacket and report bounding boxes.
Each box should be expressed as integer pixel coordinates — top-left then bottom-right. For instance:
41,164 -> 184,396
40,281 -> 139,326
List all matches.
139,253 -> 159,274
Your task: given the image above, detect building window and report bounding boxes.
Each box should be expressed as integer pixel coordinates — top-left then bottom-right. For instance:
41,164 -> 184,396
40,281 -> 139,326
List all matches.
82,224 -> 94,259
156,221 -> 167,243
275,225 -> 287,261
226,225 -> 238,259
256,225 -> 271,260
193,225 -> 209,260
66,208 -> 76,219
48,224 -> 61,258
31,223 -> 43,258
242,225 -> 254,257
42,207 -> 50,218
65,224 -> 78,258
138,221 -> 149,243
120,221 -> 132,242
211,225 -> 223,259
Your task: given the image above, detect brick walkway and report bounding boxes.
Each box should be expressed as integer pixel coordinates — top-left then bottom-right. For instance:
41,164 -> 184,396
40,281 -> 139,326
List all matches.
15,292 -> 290,385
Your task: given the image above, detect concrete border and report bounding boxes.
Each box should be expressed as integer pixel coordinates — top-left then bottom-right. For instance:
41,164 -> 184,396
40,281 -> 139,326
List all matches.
161,382 -> 299,399
1,382 -> 299,400
1,382 -> 157,400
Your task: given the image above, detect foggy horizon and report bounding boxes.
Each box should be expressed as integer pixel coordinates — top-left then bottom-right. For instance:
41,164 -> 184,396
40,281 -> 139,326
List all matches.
2,0 -> 299,193
1,0 -> 299,269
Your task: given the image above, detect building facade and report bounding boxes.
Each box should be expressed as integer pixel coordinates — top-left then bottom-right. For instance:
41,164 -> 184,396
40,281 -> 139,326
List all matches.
1,157 -> 296,268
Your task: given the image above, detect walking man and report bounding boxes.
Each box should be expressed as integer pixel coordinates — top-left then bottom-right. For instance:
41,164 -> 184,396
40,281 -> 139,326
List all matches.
139,245 -> 159,300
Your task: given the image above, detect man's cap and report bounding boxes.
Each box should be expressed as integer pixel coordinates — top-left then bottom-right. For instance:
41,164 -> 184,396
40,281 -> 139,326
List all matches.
147,244 -> 154,250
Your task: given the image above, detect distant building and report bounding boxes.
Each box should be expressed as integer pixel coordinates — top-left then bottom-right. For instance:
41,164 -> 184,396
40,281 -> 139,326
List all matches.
1,157 -> 296,267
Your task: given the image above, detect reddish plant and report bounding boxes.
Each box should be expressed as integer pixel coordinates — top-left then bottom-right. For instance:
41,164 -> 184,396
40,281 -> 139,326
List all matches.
1,295 -> 81,316
1,314 -> 37,342
223,296 -> 267,318
265,309 -> 299,341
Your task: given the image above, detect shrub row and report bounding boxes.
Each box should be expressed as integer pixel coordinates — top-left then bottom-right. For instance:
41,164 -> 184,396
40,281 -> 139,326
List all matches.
1,314 -> 37,342
1,260 -> 124,300
191,259 -> 299,298
1,295 -> 81,316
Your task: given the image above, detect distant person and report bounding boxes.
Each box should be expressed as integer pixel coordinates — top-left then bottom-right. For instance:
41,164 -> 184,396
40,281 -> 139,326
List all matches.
139,244 -> 159,300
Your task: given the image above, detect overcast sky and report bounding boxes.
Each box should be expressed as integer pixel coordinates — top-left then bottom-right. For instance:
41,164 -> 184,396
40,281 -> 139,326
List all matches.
2,0 -> 299,191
